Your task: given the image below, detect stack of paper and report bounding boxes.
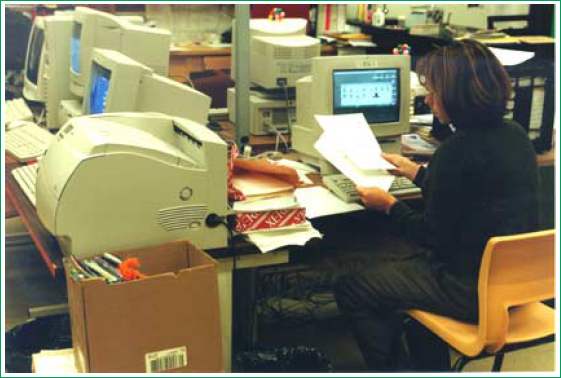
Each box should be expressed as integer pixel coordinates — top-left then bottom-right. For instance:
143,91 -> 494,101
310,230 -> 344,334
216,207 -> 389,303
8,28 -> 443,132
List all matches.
231,158 -> 322,252
245,222 -> 323,253
314,113 -> 396,190
232,172 -> 294,200
273,158 -> 316,185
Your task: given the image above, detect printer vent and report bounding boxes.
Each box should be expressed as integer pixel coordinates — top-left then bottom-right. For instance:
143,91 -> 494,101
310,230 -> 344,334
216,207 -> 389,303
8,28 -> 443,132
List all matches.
157,205 -> 208,231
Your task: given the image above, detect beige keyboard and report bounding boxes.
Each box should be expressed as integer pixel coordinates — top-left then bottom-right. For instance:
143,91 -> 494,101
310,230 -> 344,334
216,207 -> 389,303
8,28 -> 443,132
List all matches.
5,122 -> 54,162
4,98 -> 33,127
323,174 -> 421,203
12,162 -> 39,206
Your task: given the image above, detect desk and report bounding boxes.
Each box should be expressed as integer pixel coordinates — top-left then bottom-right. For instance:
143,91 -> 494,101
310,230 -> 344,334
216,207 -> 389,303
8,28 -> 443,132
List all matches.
347,21 -> 554,65
338,23 -> 555,154
169,44 -> 339,84
169,45 -> 231,84
5,142 -> 555,371
5,154 -> 19,219
5,152 -> 289,371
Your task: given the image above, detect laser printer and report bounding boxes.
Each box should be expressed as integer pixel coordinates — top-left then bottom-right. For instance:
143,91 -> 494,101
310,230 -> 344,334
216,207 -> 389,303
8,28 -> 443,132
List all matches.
36,112 -> 228,258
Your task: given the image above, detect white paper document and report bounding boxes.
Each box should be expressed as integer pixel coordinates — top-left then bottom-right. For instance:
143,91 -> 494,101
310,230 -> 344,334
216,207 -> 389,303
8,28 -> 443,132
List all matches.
313,115 -> 396,190
295,186 -> 364,218
274,158 -> 316,185
274,159 -> 317,173
348,40 -> 377,48
489,47 -> 534,66
32,349 -> 77,373
315,113 -> 395,171
246,222 -> 323,253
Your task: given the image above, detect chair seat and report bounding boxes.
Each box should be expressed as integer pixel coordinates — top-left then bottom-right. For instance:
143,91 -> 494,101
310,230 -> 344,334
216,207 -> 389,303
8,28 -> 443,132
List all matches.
407,309 -> 482,357
408,301 -> 555,358
505,302 -> 555,344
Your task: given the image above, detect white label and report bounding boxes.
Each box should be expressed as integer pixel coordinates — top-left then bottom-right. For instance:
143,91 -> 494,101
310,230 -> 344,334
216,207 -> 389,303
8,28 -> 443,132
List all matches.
145,346 -> 187,373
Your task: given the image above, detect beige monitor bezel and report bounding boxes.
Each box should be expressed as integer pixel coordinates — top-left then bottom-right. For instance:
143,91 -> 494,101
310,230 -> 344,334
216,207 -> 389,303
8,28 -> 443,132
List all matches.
312,54 -> 411,138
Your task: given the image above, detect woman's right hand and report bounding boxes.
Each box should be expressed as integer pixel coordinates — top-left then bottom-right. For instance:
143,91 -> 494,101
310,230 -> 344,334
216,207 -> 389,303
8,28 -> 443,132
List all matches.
382,153 -> 421,181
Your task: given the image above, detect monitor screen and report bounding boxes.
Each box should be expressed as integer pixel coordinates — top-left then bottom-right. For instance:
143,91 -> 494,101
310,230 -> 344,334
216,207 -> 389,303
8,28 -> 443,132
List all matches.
71,22 -> 82,74
89,62 -> 111,114
26,27 -> 44,85
333,68 -> 400,124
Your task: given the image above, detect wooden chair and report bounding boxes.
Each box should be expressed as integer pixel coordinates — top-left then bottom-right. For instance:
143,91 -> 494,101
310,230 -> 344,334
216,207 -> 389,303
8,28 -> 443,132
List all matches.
408,230 -> 555,371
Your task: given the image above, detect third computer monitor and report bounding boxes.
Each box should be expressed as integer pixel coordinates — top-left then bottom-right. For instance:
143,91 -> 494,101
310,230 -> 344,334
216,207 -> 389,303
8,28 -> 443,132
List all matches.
84,48 -> 211,126
292,54 -> 411,165
69,6 -> 171,98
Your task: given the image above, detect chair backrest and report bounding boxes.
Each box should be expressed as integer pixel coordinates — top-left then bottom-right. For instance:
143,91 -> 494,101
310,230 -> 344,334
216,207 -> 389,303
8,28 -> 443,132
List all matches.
477,230 -> 555,352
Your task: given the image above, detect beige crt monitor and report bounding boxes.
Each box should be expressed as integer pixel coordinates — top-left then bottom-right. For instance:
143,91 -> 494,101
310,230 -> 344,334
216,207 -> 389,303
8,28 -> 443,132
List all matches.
70,6 -> 171,97
292,55 -> 411,167
250,18 -> 308,36
83,49 -> 211,125
250,35 -> 321,89
43,14 -> 81,128
23,16 -> 47,102
83,49 -> 152,115
232,18 -> 320,89
23,14 -> 80,128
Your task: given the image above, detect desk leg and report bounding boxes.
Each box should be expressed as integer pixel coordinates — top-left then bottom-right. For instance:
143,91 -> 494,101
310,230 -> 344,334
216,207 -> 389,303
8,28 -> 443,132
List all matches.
232,268 -> 258,352
217,258 -> 233,372
216,251 -> 289,372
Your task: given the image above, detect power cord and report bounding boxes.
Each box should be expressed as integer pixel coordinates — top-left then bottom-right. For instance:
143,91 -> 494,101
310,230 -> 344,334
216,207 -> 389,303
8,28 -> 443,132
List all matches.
281,81 -> 293,133
271,78 -> 291,153
37,108 -> 46,128
205,213 -> 238,271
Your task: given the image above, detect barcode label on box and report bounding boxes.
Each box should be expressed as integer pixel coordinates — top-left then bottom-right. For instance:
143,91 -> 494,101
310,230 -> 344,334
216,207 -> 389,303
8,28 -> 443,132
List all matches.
145,346 -> 187,372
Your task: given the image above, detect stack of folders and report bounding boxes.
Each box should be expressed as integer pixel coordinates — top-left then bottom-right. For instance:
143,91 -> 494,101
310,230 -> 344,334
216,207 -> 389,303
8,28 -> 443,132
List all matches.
67,253 -> 123,283
231,158 -> 322,253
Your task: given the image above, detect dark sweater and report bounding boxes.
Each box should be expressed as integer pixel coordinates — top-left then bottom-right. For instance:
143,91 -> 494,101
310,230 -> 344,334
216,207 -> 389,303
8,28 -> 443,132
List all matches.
388,119 -> 539,283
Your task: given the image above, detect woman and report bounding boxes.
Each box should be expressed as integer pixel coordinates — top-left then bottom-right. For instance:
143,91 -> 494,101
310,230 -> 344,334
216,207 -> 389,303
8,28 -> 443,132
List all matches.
334,39 -> 539,371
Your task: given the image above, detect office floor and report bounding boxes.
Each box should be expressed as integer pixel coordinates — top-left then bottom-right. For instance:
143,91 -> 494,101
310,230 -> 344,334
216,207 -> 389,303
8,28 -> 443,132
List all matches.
257,314 -> 555,372
4,231 -> 555,373
4,232 -> 67,331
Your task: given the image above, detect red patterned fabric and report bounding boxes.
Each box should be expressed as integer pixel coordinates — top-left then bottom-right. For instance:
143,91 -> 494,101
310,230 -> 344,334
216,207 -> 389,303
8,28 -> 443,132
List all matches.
235,208 -> 306,233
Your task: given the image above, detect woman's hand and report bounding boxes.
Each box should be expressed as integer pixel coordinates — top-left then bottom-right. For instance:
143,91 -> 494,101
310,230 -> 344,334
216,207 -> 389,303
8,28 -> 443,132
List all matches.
382,153 -> 421,181
356,186 -> 397,213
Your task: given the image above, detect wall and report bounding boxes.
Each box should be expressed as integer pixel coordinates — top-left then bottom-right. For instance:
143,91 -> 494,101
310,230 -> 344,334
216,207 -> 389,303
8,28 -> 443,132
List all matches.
146,4 -> 234,45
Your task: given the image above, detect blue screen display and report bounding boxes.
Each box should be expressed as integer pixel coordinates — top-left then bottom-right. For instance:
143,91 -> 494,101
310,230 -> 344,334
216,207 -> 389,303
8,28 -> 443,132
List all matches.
89,63 -> 111,114
71,22 -> 81,73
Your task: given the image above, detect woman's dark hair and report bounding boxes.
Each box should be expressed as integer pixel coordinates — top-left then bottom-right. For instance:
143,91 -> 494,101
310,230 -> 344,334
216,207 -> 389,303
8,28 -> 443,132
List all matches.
416,39 -> 512,127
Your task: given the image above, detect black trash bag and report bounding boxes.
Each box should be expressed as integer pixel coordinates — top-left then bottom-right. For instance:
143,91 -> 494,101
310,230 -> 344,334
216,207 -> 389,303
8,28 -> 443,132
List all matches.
235,345 -> 333,372
5,314 -> 72,373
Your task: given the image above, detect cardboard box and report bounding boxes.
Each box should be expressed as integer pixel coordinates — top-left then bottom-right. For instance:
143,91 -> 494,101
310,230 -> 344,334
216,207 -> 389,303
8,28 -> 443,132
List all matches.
65,241 -> 223,373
